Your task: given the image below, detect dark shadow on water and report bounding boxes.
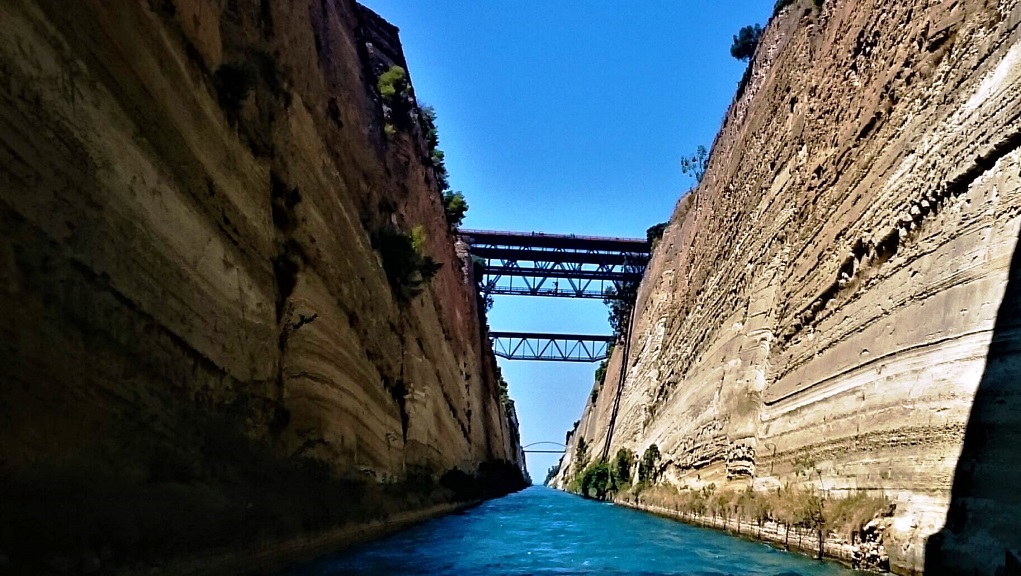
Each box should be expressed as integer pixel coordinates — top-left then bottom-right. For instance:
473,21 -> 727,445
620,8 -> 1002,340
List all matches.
924,225 -> 1021,575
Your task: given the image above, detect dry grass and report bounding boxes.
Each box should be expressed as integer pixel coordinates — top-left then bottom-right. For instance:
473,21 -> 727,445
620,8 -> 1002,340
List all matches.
636,482 -> 890,542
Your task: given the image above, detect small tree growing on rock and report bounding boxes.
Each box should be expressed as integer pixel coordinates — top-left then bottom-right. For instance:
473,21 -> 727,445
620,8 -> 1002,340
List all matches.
442,191 -> 468,227
612,448 -> 635,488
371,224 -> 442,301
730,24 -> 763,62
580,459 -> 612,500
377,65 -> 412,135
679,145 -> 709,184
638,443 -> 661,484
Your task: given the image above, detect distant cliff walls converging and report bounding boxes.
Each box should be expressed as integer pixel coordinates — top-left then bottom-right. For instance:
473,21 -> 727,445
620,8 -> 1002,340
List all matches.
555,1 -> 1021,574
0,0 -> 523,572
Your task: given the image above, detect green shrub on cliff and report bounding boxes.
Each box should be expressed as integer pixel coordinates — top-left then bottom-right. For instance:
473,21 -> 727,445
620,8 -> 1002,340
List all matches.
574,437 -> 590,472
420,105 -> 451,190
594,360 -> 607,386
378,65 -> 411,136
612,448 -> 634,487
443,191 -> 468,227
603,280 -> 639,341
730,25 -> 763,62
420,104 -> 472,229
378,65 -> 410,107
580,459 -> 612,500
731,24 -> 762,100
371,224 -> 442,301
495,366 -> 512,410
593,346 -> 613,386
421,105 -> 440,150
637,443 -> 661,484
566,437 -> 591,493
646,222 -> 668,250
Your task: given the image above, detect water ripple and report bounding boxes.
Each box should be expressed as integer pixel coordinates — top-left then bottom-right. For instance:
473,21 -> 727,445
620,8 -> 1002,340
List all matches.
277,487 -> 866,576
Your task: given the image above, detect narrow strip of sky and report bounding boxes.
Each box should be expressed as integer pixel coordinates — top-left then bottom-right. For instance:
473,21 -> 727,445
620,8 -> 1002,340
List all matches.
359,1 -> 775,481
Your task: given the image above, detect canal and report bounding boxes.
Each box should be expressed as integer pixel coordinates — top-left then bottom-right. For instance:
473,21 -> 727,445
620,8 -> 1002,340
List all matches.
278,487 -> 866,575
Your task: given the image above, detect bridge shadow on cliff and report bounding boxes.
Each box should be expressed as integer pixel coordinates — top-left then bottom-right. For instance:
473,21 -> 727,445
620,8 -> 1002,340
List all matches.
925,226 -> 1021,575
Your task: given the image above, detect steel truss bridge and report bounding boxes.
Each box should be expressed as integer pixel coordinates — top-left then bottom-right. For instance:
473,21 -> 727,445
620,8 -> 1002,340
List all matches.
460,229 -> 649,362
461,229 -> 648,300
490,332 -> 615,363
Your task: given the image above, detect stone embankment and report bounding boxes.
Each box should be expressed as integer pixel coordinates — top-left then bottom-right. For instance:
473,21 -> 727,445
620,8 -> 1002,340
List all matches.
620,499 -> 889,572
0,0 -> 524,573
556,1 -> 1021,574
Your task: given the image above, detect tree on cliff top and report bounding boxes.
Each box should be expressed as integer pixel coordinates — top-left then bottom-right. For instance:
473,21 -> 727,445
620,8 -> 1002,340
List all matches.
646,222 -> 668,252
730,24 -> 763,62
679,145 -> 709,184
731,24 -> 763,100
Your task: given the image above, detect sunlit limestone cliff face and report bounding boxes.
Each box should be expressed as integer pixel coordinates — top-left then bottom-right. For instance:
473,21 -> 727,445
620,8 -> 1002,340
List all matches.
0,0 -> 523,572
556,1 -> 1021,574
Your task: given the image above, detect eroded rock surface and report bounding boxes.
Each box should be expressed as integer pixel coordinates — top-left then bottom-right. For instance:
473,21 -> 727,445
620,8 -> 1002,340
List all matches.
0,0 -> 523,571
557,1 -> 1021,574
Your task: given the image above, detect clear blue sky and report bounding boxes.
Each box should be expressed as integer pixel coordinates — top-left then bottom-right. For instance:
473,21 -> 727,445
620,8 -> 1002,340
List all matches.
358,1 -> 775,481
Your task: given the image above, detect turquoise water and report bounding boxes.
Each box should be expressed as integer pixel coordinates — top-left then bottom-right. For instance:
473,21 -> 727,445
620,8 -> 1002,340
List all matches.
278,487 -> 864,575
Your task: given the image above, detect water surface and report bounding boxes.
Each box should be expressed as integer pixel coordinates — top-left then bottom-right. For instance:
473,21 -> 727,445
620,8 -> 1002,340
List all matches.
278,486 -> 864,575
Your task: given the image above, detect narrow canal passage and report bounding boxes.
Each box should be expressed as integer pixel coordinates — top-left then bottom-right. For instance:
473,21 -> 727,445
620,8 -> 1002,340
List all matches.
279,487 -> 865,575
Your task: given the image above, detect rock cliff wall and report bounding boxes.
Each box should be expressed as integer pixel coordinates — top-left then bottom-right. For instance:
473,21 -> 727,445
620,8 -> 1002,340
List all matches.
556,1 -> 1021,573
0,0 -> 523,572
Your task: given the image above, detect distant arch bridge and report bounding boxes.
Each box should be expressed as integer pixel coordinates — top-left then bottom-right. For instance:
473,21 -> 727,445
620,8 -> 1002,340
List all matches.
522,442 -> 566,454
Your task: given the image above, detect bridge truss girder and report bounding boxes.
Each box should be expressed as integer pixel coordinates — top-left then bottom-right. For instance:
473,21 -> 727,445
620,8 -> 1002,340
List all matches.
479,263 -> 643,299
461,229 -> 650,300
489,332 -> 615,362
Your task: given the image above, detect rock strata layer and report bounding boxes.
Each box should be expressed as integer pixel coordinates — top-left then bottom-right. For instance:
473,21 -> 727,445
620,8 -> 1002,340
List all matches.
556,1 -> 1021,574
0,0 -> 523,572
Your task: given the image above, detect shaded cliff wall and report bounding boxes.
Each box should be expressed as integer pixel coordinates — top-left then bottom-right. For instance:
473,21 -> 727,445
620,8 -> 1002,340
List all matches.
0,0 -> 523,570
556,0 -> 1021,573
